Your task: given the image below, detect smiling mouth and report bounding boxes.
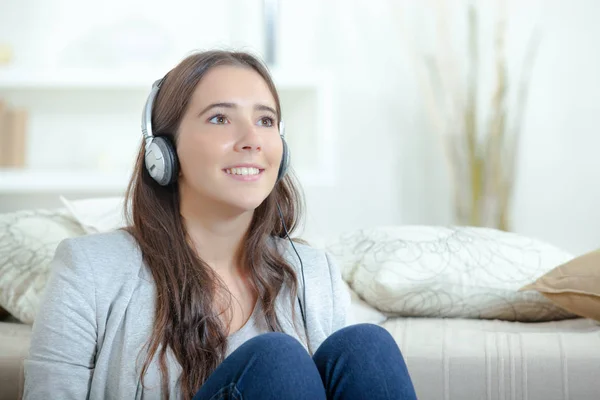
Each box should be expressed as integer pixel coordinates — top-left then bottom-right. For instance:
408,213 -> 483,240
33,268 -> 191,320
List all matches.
223,167 -> 265,181
224,167 -> 263,176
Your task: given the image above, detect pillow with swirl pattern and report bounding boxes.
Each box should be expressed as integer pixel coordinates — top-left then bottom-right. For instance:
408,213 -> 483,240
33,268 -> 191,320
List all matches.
325,226 -> 577,322
0,208 -> 86,324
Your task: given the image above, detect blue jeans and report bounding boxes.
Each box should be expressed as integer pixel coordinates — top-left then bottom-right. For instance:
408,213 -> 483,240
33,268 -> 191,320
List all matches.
192,323 -> 418,400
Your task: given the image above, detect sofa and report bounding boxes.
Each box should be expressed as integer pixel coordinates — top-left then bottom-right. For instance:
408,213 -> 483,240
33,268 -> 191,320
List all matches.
2,197 -> 600,399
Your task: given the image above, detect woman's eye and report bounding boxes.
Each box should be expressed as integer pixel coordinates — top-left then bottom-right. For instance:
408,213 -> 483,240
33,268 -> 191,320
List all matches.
208,115 -> 228,124
258,117 -> 274,127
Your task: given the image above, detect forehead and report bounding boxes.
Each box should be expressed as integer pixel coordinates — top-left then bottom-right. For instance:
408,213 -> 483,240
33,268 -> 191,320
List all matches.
190,65 -> 276,108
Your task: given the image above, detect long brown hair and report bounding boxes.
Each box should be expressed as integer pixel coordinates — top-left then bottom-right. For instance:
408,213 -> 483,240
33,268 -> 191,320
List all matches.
123,50 -> 306,399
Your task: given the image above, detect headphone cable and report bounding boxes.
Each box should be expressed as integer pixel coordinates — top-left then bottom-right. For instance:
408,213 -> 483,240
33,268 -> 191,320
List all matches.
276,202 -> 307,330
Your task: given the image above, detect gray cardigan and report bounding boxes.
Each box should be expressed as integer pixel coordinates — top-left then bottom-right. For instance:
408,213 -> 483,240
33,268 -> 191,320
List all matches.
23,230 -> 351,399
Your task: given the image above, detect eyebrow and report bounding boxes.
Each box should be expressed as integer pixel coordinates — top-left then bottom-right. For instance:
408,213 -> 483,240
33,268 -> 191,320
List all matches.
198,102 -> 277,117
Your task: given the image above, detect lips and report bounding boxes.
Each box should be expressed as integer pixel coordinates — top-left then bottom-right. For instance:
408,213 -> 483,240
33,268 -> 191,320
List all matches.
223,168 -> 264,182
224,167 -> 262,176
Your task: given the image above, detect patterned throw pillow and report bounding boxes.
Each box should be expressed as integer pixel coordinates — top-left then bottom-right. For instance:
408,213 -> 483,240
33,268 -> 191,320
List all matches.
0,208 -> 86,324
326,226 -> 577,322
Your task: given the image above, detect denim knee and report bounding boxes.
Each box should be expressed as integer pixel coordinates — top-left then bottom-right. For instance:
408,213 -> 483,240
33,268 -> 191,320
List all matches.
314,323 -> 417,400
336,323 -> 393,339
317,323 -> 401,360
194,332 -> 326,400
243,332 -> 304,352
334,323 -> 396,346
239,332 -> 307,367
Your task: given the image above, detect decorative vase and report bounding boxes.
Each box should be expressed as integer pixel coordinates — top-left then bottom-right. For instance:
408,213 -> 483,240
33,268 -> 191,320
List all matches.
414,1 -> 540,231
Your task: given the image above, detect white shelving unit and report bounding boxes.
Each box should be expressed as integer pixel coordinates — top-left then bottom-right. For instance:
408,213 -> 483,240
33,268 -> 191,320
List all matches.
0,66 -> 331,90
0,65 -> 336,212
0,169 -> 131,194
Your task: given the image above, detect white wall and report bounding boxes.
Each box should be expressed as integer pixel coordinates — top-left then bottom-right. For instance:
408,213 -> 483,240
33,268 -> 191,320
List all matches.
509,0 -> 600,255
1,0 -> 599,256
302,0 -> 600,256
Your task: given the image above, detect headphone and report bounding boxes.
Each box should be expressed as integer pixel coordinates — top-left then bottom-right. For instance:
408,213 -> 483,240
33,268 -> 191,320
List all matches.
140,77 -> 306,330
141,78 -> 290,187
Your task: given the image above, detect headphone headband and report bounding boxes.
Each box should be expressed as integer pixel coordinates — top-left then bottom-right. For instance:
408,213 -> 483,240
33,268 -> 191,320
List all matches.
141,78 -> 164,150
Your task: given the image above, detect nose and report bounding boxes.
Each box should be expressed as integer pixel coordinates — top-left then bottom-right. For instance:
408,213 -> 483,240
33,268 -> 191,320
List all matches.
235,121 -> 262,153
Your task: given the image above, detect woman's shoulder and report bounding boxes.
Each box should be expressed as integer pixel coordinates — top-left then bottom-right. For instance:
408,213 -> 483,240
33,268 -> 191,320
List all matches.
54,228 -> 144,283
272,236 -> 352,334
59,228 -> 141,260
273,235 -> 322,258
272,236 -> 339,277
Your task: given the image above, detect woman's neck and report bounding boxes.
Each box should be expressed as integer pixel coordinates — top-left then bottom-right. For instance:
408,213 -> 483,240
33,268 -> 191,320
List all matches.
180,197 -> 254,274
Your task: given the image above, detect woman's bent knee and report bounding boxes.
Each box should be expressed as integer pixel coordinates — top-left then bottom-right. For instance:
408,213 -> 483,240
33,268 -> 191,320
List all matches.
314,324 -> 417,400
194,332 -> 326,400
227,332 -> 326,399
236,332 -> 308,368
241,332 -> 305,354
336,322 -> 392,338
332,323 -> 397,348
315,323 -> 405,363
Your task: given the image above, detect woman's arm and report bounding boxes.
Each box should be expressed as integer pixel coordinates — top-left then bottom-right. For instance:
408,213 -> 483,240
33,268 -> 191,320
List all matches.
23,238 -> 97,399
325,252 -> 353,333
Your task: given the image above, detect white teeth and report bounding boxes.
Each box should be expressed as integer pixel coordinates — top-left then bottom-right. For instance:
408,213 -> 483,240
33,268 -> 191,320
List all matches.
226,167 -> 260,176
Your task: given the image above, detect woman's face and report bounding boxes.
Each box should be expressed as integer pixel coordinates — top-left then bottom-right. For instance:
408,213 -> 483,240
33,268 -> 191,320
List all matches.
176,65 -> 283,214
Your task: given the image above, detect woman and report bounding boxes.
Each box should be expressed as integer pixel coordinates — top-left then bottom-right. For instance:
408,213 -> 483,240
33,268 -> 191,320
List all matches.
23,50 -> 417,400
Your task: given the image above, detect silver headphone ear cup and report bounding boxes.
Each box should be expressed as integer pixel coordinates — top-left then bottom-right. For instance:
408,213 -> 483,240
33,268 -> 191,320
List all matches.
277,137 -> 289,183
145,137 -> 178,186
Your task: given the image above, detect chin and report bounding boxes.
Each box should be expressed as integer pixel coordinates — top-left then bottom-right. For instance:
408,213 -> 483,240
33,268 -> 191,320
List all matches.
224,193 -> 270,214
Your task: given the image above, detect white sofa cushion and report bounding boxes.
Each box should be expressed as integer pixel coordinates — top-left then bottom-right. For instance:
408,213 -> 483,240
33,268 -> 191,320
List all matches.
0,208 -> 85,324
326,226 -> 577,322
59,195 -> 127,234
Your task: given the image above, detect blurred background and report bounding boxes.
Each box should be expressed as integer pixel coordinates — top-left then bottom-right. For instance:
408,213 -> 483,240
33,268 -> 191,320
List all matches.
0,0 -> 598,255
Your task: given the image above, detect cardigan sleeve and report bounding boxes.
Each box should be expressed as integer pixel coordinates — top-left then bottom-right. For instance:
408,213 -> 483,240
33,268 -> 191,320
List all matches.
23,238 -> 98,400
325,252 -> 353,333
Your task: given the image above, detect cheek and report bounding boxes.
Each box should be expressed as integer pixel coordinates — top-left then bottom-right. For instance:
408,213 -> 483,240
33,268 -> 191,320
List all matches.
268,136 -> 284,165
177,135 -> 226,170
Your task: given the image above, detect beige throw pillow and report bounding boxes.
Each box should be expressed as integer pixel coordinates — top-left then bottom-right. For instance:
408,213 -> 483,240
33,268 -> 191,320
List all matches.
519,249 -> 600,321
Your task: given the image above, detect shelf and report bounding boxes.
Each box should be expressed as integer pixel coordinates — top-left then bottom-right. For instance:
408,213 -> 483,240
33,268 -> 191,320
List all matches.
0,64 -> 336,203
0,166 -> 335,194
0,66 -> 330,91
0,169 -> 131,194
